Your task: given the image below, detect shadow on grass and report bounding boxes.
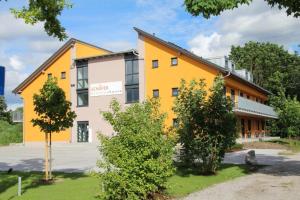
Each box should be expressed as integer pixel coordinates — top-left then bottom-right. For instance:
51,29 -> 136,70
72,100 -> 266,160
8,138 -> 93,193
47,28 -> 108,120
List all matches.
0,158 -> 89,198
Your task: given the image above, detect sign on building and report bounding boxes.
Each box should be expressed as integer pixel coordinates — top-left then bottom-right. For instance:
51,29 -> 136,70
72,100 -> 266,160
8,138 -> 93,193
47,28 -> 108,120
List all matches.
90,81 -> 122,96
0,66 -> 5,96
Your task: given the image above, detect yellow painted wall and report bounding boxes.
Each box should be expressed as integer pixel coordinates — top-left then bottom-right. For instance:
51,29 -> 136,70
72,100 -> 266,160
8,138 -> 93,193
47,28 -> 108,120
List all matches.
20,41 -> 109,142
143,36 -> 268,127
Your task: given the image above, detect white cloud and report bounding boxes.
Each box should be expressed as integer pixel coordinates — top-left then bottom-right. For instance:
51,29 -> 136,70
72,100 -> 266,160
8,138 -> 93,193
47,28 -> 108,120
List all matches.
9,55 -> 24,71
188,0 -> 300,57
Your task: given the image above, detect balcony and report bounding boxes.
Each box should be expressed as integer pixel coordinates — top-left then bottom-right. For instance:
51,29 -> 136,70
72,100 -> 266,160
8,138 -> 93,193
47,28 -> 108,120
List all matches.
234,96 -> 278,119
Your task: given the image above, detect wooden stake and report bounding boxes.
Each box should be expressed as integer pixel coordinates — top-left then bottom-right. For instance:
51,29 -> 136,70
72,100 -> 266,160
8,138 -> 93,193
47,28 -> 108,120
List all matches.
45,133 -> 49,181
49,132 -> 52,180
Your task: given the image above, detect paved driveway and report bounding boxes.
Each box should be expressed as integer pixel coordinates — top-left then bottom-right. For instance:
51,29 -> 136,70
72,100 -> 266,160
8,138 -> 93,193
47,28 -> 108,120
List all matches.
0,143 -> 100,172
0,143 -> 288,173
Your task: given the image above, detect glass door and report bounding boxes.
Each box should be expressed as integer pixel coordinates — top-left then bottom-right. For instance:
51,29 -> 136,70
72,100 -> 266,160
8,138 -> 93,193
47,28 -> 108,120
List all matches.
77,121 -> 89,142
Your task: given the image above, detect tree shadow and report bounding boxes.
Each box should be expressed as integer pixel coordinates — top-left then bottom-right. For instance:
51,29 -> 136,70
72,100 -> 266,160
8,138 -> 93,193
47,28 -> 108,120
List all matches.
0,158 -> 90,198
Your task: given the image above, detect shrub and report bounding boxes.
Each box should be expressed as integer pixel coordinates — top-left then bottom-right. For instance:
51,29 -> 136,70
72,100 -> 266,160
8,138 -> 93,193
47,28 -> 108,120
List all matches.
98,99 -> 174,200
173,75 -> 237,174
0,120 -> 22,145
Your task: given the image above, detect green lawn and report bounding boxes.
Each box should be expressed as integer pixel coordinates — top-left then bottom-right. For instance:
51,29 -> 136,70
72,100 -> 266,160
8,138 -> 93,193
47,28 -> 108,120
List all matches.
0,120 -> 22,146
269,138 -> 300,153
0,164 -> 253,199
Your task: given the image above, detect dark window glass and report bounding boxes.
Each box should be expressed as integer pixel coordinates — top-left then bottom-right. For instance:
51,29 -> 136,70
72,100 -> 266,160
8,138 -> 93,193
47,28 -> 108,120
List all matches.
257,120 -> 260,130
248,119 -> 251,131
230,89 -> 235,102
48,73 -> 52,79
240,91 -> 244,97
171,57 -> 178,66
173,118 -> 178,127
261,120 -> 265,130
152,60 -> 158,68
247,95 -> 250,99
77,121 -> 89,142
223,86 -> 226,96
61,71 -> 66,79
77,64 -> 88,89
153,89 -> 159,98
126,87 -> 139,103
172,88 -> 178,96
125,59 -> 139,103
77,91 -> 88,107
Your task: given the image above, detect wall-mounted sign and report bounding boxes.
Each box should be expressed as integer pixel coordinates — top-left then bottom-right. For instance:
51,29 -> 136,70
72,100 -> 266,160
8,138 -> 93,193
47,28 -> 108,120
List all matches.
90,81 -> 122,96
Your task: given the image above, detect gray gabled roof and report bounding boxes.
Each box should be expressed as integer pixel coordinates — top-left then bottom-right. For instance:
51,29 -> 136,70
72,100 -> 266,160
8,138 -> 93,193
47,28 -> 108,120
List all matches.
134,27 -> 271,95
13,38 -> 112,94
75,49 -> 137,61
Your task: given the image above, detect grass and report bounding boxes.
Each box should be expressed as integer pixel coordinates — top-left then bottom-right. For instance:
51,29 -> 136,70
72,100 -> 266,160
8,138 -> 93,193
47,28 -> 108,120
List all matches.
0,164 -> 254,199
166,164 -> 255,197
0,120 -> 22,146
268,138 -> 300,153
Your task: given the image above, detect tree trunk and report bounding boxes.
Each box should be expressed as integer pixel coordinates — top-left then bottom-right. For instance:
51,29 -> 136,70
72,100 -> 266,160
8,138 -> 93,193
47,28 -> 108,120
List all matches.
45,133 -> 49,181
49,132 -> 52,180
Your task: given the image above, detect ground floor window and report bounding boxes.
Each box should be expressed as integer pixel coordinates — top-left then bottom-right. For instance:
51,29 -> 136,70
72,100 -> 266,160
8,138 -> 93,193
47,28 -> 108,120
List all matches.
77,121 -> 89,142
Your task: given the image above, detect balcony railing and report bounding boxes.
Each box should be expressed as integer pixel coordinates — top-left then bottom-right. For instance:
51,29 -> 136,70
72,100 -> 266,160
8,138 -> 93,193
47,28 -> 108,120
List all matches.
234,96 -> 278,119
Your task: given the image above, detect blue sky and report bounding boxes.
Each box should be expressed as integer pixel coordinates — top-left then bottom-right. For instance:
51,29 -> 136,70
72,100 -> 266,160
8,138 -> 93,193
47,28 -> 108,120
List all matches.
0,0 -> 299,109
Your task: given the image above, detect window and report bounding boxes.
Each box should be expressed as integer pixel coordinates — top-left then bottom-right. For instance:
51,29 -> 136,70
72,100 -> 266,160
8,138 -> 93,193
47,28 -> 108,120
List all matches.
153,89 -> 159,98
47,73 -> 52,79
248,119 -> 251,131
247,95 -> 250,99
152,60 -> 158,68
172,88 -> 178,97
61,71 -> 66,79
171,57 -> 178,66
239,91 -> 244,97
261,120 -> 265,130
173,118 -> 178,127
230,89 -> 235,102
257,120 -> 260,130
77,121 -> 89,142
77,63 -> 88,89
77,90 -> 88,107
125,59 -> 139,103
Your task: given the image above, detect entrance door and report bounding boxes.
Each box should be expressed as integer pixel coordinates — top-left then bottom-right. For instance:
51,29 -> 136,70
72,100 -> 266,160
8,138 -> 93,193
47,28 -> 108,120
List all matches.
241,119 -> 245,138
77,121 -> 89,142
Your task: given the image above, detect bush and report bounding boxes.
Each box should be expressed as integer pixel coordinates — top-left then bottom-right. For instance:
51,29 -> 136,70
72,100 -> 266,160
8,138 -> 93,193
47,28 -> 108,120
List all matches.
173,76 -> 237,174
98,99 -> 174,200
0,120 -> 22,145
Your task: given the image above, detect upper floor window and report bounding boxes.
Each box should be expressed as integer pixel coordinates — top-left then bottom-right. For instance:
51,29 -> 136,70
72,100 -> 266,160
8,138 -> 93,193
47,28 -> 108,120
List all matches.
171,57 -> 178,66
230,89 -> 235,102
247,95 -> 250,99
239,91 -> 244,97
77,62 -> 88,89
125,58 -> 139,103
172,88 -> 179,97
61,71 -> 66,79
47,73 -> 52,79
152,60 -> 158,68
153,89 -> 159,98
77,90 -> 88,107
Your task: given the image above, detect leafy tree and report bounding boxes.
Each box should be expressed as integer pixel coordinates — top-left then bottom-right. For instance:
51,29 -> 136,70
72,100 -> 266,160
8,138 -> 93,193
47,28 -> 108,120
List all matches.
229,41 -> 300,99
32,78 -> 76,180
173,76 -> 237,174
98,99 -> 174,200
1,0 -> 72,41
0,96 -> 12,124
184,0 -> 300,18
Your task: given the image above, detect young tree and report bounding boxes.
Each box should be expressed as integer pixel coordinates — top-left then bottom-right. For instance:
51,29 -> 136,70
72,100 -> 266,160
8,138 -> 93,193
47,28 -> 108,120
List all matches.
173,75 -> 237,174
1,0 -> 72,41
184,0 -> 300,19
0,96 -> 12,124
98,99 -> 174,200
32,78 -> 76,180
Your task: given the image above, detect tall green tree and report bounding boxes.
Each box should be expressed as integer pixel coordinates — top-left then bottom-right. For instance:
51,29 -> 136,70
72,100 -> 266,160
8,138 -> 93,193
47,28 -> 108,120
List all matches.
184,0 -> 300,18
229,41 -> 300,99
32,78 -> 76,180
173,76 -> 237,174
1,0 -> 72,41
0,96 -> 12,124
98,99 -> 174,200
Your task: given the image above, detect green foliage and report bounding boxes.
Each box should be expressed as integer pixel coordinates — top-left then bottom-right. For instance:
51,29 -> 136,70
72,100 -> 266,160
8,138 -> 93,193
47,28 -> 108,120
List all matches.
0,120 -> 22,145
32,77 -> 76,134
9,0 -> 72,41
98,99 -> 174,200
184,0 -> 300,18
173,76 -> 237,174
0,96 -> 12,124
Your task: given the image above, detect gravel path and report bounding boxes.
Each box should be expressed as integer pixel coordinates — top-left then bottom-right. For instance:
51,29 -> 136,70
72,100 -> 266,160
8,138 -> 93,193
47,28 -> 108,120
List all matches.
182,153 -> 300,200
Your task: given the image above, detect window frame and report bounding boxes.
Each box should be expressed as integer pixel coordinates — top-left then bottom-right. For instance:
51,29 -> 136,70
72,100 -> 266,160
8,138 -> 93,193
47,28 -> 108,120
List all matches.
152,60 -> 159,69
171,57 -> 178,66
77,63 -> 88,90
61,71 -> 66,79
172,118 -> 179,127
125,58 -> 139,103
47,73 -> 52,79
172,87 -> 179,97
77,89 -> 89,107
153,89 -> 159,98
77,121 -> 89,143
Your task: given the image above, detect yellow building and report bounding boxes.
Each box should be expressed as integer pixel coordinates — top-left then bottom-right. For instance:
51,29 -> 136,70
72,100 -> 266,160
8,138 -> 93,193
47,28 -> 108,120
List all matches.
13,28 -> 277,144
